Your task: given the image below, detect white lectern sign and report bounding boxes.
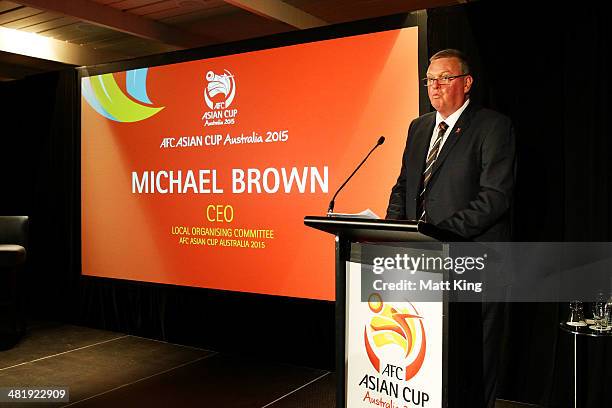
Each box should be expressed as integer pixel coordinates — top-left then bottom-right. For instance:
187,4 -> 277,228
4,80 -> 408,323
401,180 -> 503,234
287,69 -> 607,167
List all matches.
346,261 -> 443,408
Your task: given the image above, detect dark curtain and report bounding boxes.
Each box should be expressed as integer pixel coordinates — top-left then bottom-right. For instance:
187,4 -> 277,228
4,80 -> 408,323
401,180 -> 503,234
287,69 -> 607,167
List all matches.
428,2 -> 612,407
0,70 -> 79,321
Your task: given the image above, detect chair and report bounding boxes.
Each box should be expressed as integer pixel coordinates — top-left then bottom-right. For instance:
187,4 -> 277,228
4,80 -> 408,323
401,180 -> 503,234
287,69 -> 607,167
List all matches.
0,215 -> 28,350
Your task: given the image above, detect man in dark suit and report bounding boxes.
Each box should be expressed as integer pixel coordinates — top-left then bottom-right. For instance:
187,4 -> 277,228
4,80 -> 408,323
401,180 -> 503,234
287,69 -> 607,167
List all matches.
386,49 -> 516,408
386,49 -> 515,241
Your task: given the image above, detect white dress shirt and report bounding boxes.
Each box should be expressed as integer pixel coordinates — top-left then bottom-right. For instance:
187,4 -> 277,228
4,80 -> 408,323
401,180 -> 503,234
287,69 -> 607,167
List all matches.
427,98 -> 470,157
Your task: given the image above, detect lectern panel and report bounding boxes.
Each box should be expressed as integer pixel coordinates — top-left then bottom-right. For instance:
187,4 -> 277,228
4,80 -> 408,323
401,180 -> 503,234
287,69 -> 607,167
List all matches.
344,245 -> 446,408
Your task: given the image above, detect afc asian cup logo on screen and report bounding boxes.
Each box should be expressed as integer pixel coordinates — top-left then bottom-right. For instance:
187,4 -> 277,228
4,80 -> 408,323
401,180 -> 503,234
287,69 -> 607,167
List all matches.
202,69 -> 238,127
364,294 -> 427,381
204,70 -> 236,110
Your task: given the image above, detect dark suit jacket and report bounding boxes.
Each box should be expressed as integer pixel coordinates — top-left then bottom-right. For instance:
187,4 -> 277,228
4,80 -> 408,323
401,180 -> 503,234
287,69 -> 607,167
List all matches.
386,103 -> 516,241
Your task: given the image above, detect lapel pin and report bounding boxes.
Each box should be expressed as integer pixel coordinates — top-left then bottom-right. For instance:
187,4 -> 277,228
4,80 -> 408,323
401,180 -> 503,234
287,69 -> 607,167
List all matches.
455,127 -> 461,134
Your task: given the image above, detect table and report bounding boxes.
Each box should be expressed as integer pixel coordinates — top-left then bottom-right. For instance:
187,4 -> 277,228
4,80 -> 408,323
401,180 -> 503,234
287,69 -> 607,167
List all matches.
558,322 -> 612,408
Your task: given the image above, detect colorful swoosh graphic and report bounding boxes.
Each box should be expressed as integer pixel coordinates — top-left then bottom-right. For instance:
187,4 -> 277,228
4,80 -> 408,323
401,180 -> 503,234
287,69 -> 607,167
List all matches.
82,68 -> 164,123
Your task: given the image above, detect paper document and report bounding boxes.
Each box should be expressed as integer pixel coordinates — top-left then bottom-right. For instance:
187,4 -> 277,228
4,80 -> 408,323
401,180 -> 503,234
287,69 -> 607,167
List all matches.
327,208 -> 380,219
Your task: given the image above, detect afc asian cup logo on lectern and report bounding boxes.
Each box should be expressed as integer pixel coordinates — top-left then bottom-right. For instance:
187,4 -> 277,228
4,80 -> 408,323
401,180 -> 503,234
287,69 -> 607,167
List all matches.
364,294 -> 427,381
204,69 -> 236,110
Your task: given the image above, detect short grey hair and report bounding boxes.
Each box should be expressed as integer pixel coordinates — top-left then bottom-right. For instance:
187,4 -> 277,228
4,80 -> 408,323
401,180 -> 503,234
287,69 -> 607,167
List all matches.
430,49 -> 471,75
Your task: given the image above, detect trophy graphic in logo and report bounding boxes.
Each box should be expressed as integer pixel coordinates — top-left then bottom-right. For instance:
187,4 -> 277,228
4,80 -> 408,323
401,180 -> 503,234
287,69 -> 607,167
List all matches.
204,70 -> 236,110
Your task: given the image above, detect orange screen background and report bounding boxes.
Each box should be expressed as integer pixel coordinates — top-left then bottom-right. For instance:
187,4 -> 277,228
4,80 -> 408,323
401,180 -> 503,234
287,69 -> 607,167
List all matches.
81,27 -> 420,301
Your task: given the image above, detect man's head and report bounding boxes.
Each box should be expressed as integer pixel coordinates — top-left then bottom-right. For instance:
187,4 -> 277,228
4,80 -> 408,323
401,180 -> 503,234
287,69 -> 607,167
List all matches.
426,49 -> 473,119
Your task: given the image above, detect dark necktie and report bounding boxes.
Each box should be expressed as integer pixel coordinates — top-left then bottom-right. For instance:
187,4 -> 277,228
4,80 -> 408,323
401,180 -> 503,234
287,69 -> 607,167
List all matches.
418,121 -> 449,222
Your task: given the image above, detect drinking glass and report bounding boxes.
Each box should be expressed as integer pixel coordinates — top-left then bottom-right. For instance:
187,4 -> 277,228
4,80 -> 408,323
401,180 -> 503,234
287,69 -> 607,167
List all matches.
591,293 -> 609,331
566,301 -> 586,327
606,294 -> 612,327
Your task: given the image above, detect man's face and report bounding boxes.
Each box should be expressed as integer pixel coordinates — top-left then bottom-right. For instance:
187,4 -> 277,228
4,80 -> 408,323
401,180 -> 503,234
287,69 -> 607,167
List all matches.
426,57 -> 473,118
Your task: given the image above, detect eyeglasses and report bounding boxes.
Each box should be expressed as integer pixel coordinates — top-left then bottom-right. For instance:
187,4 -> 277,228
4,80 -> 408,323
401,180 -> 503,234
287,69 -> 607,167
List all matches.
422,74 -> 469,87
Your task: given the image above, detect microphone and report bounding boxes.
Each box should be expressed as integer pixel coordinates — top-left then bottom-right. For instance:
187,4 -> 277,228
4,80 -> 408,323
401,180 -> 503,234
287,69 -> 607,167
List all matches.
327,136 -> 385,214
